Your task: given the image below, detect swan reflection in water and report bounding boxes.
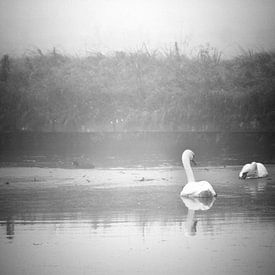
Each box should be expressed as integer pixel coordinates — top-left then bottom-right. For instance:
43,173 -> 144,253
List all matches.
181,196 -> 216,237
243,178 -> 268,198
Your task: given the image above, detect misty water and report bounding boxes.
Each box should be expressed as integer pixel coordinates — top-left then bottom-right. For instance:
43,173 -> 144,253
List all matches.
0,165 -> 275,274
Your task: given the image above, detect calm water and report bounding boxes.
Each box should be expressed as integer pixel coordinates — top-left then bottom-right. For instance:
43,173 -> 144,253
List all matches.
0,166 -> 275,274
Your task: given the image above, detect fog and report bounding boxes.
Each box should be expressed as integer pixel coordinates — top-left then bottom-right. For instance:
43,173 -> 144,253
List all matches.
1,0 -> 275,57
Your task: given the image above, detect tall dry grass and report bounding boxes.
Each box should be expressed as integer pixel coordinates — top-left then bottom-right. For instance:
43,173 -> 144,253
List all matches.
0,45 -> 274,131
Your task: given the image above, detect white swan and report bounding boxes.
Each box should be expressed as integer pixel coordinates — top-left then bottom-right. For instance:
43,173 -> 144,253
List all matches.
239,162 -> 268,179
180,149 -> 217,197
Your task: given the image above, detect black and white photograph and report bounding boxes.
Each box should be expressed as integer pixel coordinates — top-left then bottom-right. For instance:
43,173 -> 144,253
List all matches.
0,0 -> 275,274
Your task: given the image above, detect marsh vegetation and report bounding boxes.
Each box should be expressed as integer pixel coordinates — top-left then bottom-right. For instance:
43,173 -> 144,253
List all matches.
1,44 -> 274,132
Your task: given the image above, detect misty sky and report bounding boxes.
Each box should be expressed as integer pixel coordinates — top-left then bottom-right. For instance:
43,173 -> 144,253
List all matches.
0,0 -> 275,57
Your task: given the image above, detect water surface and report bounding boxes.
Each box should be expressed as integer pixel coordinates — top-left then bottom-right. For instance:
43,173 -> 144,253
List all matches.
0,166 -> 275,274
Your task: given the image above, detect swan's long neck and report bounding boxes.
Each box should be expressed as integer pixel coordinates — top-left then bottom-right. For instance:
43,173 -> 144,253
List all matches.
182,156 -> 195,183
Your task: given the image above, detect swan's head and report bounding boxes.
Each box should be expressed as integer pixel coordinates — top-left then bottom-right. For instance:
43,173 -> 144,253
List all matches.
182,149 -> 197,165
239,164 -> 250,179
239,162 -> 257,179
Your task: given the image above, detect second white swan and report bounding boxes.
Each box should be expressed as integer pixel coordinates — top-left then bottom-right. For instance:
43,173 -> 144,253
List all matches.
180,149 -> 217,197
239,162 -> 268,179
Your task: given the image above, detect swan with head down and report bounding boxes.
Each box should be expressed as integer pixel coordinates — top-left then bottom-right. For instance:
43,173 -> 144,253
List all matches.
180,150 -> 217,197
239,162 -> 268,179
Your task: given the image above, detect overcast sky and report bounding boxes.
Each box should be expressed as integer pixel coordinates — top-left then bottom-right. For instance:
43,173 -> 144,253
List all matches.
0,0 -> 275,58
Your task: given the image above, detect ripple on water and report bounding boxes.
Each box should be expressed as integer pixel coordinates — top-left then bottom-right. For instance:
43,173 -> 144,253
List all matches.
0,166 -> 275,275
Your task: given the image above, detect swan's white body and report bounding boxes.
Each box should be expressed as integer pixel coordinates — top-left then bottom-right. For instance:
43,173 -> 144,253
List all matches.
239,162 -> 268,179
180,150 -> 216,197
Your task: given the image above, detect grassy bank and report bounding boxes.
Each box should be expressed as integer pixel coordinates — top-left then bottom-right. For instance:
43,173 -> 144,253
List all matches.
0,44 -> 274,132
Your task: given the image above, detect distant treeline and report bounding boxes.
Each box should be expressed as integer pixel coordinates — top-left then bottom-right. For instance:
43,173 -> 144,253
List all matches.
0,44 -> 275,132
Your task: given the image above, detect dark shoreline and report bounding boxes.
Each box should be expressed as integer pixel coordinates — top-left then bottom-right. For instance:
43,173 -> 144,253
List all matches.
0,131 -> 274,167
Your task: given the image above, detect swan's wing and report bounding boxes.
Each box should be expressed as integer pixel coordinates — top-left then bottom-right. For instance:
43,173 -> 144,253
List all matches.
180,182 -> 198,197
181,181 -> 216,197
197,181 -> 217,197
256,163 -> 268,177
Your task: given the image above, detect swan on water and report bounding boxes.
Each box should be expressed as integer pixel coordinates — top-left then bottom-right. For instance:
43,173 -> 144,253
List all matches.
239,162 -> 268,179
180,149 -> 217,197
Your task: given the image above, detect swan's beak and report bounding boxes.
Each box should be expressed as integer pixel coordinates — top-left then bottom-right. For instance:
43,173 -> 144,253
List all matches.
191,159 -> 197,166
240,172 -> 248,179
